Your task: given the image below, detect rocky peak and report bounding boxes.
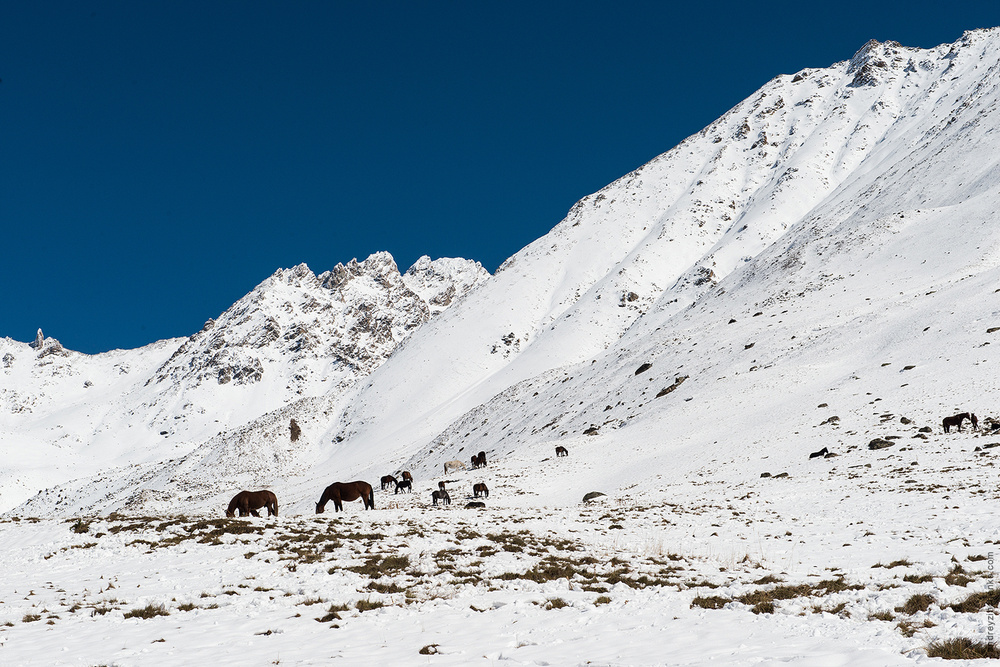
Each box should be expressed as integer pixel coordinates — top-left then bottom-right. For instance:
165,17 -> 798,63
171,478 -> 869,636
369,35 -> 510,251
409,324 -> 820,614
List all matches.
847,38 -> 917,87
149,252 -> 487,399
319,252 -> 400,291
403,256 -> 491,315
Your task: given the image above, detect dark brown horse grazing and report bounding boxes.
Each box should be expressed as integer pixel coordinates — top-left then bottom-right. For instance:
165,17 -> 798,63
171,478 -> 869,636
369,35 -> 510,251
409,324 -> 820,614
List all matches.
432,489 -> 450,506
380,475 -> 397,491
316,481 -> 374,513
555,446 -> 568,457
473,483 -> 489,498
471,451 -> 487,469
943,412 -> 972,433
438,481 -> 447,491
226,490 -> 278,517
971,413 -> 979,429
401,471 -> 413,483
395,479 -> 412,494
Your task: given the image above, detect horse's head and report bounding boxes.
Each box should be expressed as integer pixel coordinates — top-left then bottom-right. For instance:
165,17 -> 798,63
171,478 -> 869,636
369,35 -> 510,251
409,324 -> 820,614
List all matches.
315,503 -> 324,514
225,509 -> 235,518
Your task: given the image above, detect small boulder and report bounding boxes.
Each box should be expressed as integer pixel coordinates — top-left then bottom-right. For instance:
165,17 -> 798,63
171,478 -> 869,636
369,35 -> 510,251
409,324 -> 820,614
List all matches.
582,491 -> 607,503
868,438 -> 894,450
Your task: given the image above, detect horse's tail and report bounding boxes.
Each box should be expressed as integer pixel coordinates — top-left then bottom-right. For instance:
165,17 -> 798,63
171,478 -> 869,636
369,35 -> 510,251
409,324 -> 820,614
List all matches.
369,487 -> 375,510
273,498 -> 279,517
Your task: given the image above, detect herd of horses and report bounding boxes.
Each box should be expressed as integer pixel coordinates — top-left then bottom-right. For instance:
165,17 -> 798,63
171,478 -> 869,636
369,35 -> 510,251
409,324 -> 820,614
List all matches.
224,457 -> 502,517
229,410 -> 986,518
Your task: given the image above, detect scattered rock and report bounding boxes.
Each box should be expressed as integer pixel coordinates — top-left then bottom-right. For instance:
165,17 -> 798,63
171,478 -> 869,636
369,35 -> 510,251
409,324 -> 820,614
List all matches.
773,472 -> 790,478
900,417 -> 912,425
760,472 -> 771,478
868,438 -> 894,450
465,502 -> 486,509
582,492 -> 607,503
656,375 -> 688,398
635,363 -> 652,375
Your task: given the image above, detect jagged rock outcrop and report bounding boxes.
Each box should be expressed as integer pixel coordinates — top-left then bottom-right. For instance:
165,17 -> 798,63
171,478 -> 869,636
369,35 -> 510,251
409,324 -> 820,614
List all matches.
150,253 -> 489,390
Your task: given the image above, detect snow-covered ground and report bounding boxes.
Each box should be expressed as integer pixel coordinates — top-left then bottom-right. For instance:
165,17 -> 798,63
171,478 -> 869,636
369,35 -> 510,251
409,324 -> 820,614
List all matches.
6,28 -> 1000,664
2,444 -> 998,666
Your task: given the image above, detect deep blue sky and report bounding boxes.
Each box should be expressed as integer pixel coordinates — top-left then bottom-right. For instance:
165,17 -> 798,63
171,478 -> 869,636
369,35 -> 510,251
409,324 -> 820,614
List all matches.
4,2 -> 999,354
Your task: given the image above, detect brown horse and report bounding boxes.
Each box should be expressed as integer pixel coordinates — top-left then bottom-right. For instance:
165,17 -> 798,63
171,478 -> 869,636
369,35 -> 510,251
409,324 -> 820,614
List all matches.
401,471 -> 413,483
226,490 -> 278,517
943,412 -> 972,433
555,446 -> 569,457
471,451 -> 487,469
380,475 -> 397,491
473,483 -> 489,498
395,479 -> 412,494
316,481 -> 374,513
432,489 -> 450,506
438,481 -> 447,491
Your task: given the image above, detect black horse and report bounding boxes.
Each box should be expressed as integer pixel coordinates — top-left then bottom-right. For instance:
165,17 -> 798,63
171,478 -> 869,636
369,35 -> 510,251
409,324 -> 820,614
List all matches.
432,489 -> 451,506
943,412 -> 972,433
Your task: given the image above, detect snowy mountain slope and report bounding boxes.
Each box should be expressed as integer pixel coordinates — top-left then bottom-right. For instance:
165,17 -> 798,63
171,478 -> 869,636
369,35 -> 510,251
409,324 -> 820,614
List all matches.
285,29 -> 1000,492
0,334 -> 182,513
10,29 -> 1000,519
1,255 -> 487,513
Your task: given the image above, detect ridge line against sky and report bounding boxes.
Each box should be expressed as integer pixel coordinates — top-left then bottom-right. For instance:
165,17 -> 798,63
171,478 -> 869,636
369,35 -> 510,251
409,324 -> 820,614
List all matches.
3,1 -> 1000,354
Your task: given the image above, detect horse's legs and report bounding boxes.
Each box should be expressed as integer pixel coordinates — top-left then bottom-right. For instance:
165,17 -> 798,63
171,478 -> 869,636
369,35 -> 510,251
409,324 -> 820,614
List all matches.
250,508 -> 261,517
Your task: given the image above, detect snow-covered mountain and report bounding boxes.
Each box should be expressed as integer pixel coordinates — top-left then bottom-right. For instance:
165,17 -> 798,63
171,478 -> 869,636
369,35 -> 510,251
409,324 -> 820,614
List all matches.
0,254 -> 488,512
8,28 -> 1000,518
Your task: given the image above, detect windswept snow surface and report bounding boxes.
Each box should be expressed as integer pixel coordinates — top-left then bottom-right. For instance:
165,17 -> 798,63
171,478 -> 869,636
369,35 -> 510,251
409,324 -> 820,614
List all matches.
5,29 -> 1000,665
